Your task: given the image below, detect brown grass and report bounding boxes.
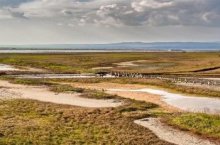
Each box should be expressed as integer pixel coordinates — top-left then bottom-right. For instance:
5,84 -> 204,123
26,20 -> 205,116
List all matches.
0,52 -> 219,74
0,99 -> 172,145
164,113 -> 220,143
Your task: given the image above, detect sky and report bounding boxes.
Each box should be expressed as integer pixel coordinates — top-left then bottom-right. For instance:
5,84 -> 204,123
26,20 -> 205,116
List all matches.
0,0 -> 220,44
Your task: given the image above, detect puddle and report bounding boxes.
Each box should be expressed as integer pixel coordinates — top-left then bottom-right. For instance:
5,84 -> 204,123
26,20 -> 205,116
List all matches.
109,88 -> 220,114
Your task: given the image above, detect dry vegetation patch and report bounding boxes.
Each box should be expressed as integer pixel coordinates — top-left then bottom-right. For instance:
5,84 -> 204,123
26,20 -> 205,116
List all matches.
0,99 -> 171,145
164,113 -> 220,142
0,52 -> 219,74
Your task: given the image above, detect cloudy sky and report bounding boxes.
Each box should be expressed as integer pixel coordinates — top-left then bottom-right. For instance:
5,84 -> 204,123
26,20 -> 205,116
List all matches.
0,0 -> 220,44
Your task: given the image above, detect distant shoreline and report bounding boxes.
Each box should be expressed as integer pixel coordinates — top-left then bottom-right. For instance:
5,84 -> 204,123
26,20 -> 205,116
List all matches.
0,49 -> 219,53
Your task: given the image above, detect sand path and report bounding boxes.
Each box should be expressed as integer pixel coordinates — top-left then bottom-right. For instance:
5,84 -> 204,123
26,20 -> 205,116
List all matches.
0,80 -> 122,108
135,118 -> 217,145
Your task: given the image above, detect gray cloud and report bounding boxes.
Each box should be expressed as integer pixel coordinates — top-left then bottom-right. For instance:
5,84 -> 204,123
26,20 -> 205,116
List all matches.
0,0 -> 220,27
0,0 -> 220,44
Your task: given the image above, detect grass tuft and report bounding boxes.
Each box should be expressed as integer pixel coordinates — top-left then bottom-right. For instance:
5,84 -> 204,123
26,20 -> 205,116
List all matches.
166,113 -> 220,140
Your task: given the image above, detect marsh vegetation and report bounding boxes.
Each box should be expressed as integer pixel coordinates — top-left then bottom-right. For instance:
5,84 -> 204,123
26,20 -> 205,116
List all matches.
0,99 -> 170,145
0,52 -> 220,144
0,52 -> 219,74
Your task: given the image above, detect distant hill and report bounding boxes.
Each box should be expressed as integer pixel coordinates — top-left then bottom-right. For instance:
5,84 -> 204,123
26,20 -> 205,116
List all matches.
1,42 -> 220,51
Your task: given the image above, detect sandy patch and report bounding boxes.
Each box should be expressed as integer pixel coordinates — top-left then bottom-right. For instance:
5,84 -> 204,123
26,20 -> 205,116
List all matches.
92,67 -> 113,70
0,63 -> 46,72
70,82 -> 220,114
203,78 -> 220,81
109,88 -> 220,115
114,60 -> 146,67
135,118 -> 217,145
0,80 -> 122,108
70,82 -> 179,112
0,64 -> 18,71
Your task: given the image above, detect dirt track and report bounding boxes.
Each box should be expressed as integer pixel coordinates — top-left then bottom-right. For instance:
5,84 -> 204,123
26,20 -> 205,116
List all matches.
135,118 -> 217,145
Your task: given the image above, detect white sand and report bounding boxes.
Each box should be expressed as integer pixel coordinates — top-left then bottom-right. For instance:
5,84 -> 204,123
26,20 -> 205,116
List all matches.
203,78 -> 220,81
135,118 -> 217,145
114,61 -> 139,67
0,64 -> 18,71
0,80 -> 122,108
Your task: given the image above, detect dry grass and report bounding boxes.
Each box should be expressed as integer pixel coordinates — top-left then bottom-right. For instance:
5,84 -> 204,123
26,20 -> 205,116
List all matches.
0,76 -> 173,144
0,52 -> 219,74
0,99 -> 171,145
164,113 -> 220,142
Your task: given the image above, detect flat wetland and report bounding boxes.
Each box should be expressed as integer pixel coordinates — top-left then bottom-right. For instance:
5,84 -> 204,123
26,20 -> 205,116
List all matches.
0,52 -> 219,74
0,52 -> 220,144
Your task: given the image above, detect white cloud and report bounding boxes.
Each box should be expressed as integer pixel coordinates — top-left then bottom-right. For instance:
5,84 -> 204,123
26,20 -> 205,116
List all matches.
1,0 -> 220,27
132,0 -> 173,12
0,0 -> 220,44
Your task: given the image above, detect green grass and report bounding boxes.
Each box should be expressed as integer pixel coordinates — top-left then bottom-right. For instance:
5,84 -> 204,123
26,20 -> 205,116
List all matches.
0,75 -> 173,144
8,77 -> 53,86
0,52 -> 219,74
0,77 -> 219,143
81,89 -> 119,99
0,98 -> 169,145
0,52 -> 219,144
49,84 -> 84,93
166,113 -> 220,140
0,78 -> 220,144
